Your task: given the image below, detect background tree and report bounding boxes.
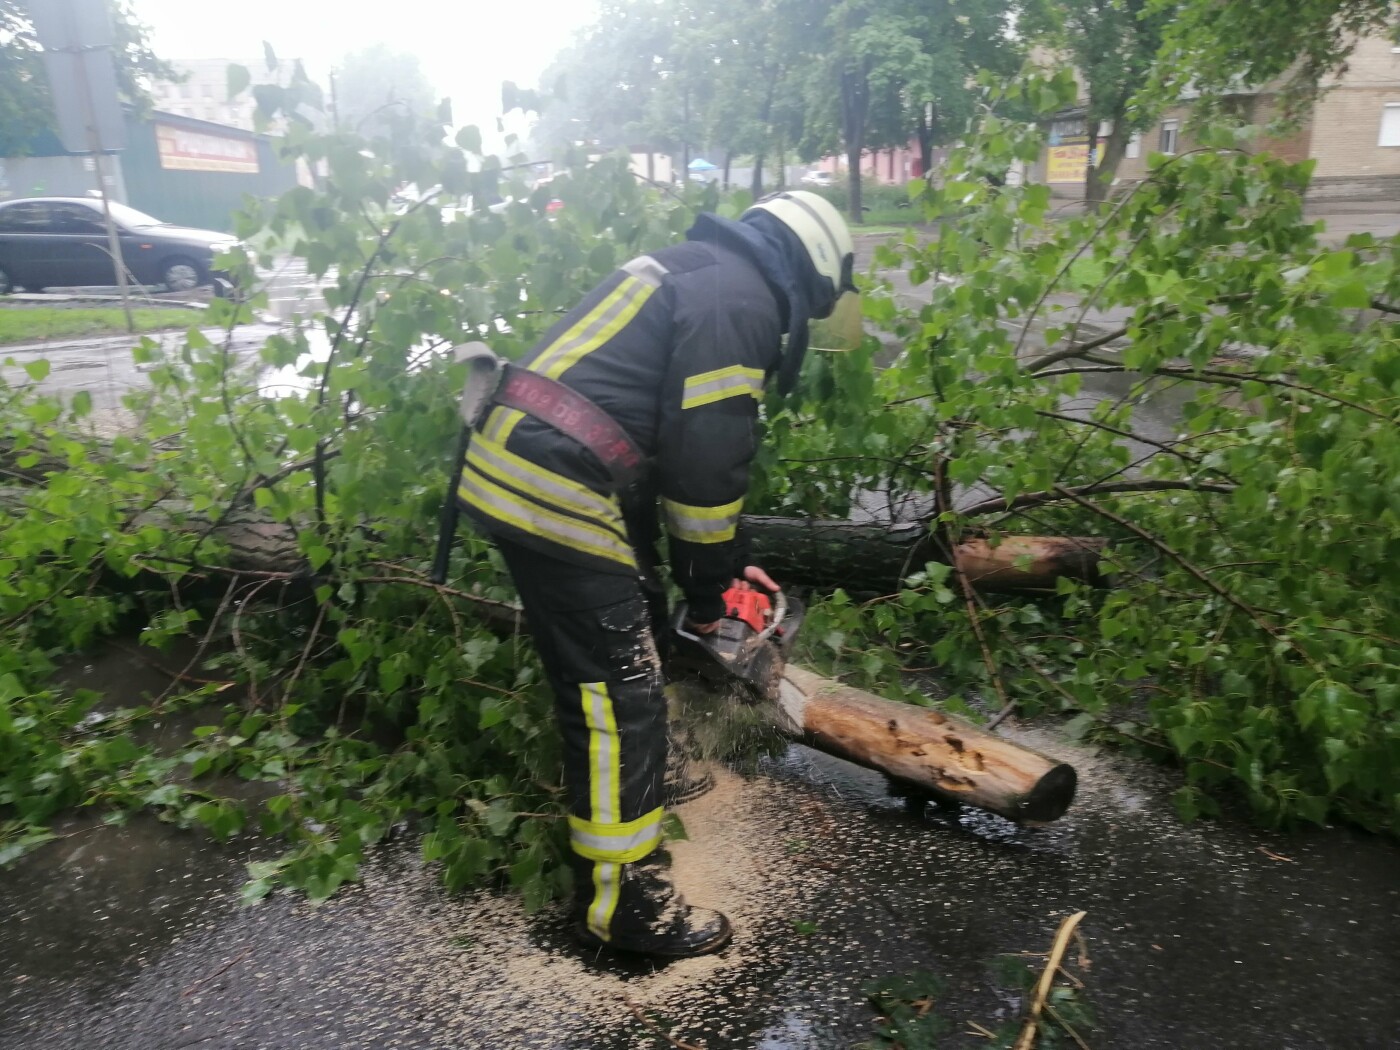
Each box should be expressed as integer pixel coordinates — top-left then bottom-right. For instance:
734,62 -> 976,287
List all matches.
333,44 -> 437,133
530,1 -> 681,162
1022,0 -> 1174,208
1157,0 -> 1400,109
0,0 -> 176,156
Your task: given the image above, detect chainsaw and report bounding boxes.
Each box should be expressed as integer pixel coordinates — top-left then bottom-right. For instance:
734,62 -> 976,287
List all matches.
669,583 -> 805,703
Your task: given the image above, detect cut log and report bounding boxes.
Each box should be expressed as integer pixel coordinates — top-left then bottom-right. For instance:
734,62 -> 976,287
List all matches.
743,515 -> 1106,593
776,665 -> 1077,822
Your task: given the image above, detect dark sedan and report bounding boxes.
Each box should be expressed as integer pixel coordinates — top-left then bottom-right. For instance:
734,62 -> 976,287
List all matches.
0,197 -> 239,294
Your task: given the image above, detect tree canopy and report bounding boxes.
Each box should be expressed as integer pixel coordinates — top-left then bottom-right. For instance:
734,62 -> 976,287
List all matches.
332,44 -> 438,133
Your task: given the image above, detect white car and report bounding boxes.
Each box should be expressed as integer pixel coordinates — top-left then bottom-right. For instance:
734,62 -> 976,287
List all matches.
801,170 -> 835,187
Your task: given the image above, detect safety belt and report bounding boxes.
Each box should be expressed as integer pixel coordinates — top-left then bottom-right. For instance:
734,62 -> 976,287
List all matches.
432,343 -> 646,583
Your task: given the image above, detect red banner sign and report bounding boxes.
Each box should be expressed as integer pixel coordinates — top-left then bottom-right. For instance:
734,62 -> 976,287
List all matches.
155,123 -> 259,174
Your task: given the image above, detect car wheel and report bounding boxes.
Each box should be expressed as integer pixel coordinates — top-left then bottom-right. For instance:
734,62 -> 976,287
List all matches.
161,257 -> 202,292
0,266 -> 11,295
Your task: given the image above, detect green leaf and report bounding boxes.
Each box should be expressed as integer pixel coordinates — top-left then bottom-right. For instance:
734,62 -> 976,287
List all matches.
227,63 -> 252,100
456,125 -> 483,154
23,359 -> 49,382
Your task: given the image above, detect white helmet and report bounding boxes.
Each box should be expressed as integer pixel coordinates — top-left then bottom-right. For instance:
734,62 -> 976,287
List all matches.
743,190 -> 856,303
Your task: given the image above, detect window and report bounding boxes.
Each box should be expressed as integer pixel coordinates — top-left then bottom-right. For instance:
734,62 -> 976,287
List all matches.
1380,104 -> 1400,147
1126,132 -> 1143,160
0,202 -> 52,232
50,203 -> 105,234
1159,119 -> 1179,155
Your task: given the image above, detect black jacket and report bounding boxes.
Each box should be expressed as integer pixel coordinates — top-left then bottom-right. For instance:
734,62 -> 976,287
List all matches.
459,237 -> 785,623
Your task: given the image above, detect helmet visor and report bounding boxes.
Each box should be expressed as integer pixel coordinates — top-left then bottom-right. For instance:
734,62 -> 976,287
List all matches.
811,290 -> 863,351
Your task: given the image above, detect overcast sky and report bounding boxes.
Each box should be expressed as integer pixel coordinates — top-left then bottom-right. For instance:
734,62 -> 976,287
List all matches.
129,0 -> 599,145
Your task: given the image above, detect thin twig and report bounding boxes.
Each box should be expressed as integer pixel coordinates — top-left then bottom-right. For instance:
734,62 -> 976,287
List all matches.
154,576 -> 240,706
959,479 -> 1236,518
1045,1002 -> 1093,1050
1014,911 -> 1088,1050
625,1000 -> 705,1050
181,947 -> 251,998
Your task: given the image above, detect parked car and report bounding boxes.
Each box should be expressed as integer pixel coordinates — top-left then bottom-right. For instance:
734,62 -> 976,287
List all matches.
0,197 -> 238,294
800,170 -> 835,187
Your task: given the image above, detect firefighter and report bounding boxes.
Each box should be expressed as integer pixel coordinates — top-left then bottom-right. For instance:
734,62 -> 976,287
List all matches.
458,190 -> 857,959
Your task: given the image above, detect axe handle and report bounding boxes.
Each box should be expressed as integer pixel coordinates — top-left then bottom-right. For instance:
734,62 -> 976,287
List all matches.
431,426 -> 472,585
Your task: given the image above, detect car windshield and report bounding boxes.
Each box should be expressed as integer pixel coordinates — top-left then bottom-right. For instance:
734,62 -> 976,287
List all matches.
105,202 -> 164,229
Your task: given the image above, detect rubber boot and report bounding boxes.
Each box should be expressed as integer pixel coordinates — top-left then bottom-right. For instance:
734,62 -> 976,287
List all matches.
663,699 -> 715,805
573,848 -> 732,959
663,745 -> 715,806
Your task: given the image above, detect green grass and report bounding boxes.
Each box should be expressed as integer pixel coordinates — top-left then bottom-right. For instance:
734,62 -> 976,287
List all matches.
0,307 -> 193,344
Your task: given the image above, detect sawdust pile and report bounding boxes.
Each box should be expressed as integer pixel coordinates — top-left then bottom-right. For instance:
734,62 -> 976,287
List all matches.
338,765 -> 831,1048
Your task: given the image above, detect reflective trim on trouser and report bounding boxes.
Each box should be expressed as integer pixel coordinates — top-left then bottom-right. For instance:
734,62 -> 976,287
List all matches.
587,862 -> 622,940
568,808 -> 664,864
494,542 -> 669,945
581,682 -> 621,826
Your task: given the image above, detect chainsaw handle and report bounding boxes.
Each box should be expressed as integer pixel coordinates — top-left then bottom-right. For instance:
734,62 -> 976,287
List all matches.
754,589 -> 786,643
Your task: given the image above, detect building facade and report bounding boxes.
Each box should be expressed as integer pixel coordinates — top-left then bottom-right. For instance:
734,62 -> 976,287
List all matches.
1042,33 -> 1400,201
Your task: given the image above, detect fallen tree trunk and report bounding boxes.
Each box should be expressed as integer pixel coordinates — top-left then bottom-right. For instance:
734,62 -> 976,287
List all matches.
777,665 -> 1077,822
0,483 -> 1078,822
744,515 -> 1107,593
0,482 -> 1104,594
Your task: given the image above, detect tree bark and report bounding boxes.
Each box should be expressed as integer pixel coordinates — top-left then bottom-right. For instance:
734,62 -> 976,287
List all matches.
743,515 -> 1106,594
0,483 -> 1106,594
778,666 -> 1077,822
916,105 -> 934,177
1084,109 -> 1131,212
840,65 -> 867,224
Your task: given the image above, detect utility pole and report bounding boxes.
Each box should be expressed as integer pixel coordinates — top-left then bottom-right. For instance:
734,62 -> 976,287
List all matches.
34,0 -> 133,332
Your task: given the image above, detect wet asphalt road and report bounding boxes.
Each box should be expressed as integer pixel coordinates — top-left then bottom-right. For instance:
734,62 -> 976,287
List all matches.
0,647 -> 1396,1050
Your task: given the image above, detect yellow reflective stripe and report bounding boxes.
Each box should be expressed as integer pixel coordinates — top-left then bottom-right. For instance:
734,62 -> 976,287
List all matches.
481,405 -> 524,444
588,862 -> 622,939
569,807 -> 665,864
662,496 -> 743,544
535,276 -> 657,379
581,682 -> 621,826
466,432 -> 622,527
681,365 -> 765,410
459,467 -> 636,567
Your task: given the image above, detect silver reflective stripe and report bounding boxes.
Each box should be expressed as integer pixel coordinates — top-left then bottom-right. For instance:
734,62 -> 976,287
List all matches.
582,682 -> 617,824
467,434 -> 620,524
569,815 -> 664,858
662,497 -> 742,544
587,862 -> 621,939
621,254 -> 669,288
681,365 -> 764,410
459,469 -> 637,566
533,275 -> 653,378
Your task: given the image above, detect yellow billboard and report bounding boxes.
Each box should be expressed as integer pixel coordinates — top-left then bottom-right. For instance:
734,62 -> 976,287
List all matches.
1046,140 -> 1089,184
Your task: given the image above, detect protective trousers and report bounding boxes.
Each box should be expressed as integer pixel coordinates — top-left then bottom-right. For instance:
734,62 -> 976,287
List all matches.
496,537 -> 670,942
